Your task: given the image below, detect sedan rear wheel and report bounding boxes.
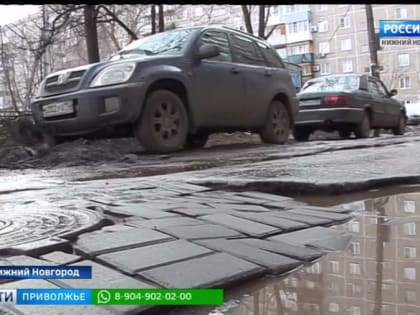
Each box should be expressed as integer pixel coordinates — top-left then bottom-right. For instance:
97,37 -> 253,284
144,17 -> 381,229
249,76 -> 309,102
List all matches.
392,113 -> 406,135
259,100 -> 290,144
354,113 -> 371,138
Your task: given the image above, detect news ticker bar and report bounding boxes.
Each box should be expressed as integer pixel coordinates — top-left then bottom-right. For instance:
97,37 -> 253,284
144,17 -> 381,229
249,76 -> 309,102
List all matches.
0,289 -> 224,305
0,266 -> 91,279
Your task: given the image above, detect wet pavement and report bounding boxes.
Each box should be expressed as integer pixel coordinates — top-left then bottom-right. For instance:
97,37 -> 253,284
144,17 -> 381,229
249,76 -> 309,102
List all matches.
0,131 -> 420,314
174,189 -> 420,315
0,177 -> 352,315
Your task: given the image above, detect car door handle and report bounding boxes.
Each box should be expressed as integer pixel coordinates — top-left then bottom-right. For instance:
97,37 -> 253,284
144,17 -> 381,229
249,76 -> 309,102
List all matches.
264,71 -> 272,77
231,67 -> 240,74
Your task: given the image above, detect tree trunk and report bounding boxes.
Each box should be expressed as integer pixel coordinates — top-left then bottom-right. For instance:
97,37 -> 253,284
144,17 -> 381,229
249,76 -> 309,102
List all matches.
84,5 -> 100,63
158,5 -> 164,32
258,5 -> 265,38
151,5 -> 156,34
0,27 -> 19,112
241,5 -> 253,34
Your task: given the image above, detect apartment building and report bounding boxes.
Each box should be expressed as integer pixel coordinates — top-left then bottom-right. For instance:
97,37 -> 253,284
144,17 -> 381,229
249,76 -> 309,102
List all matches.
311,4 -> 420,105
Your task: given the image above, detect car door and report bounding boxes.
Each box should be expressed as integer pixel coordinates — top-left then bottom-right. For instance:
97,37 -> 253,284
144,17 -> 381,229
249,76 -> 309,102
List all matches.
376,79 -> 401,127
367,79 -> 387,127
191,30 -> 245,127
228,34 -> 269,126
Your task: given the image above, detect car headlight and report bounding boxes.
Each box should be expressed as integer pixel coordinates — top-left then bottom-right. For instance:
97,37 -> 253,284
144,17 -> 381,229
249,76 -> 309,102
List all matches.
90,62 -> 135,87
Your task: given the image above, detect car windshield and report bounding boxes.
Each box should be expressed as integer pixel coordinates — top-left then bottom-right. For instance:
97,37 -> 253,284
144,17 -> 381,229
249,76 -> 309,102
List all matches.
117,28 -> 199,58
301,75 -> 360,93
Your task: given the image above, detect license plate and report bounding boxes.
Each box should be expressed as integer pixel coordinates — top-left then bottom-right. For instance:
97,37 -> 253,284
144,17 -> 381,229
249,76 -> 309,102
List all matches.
42,101 -> 74,118
300,99 -> 320,106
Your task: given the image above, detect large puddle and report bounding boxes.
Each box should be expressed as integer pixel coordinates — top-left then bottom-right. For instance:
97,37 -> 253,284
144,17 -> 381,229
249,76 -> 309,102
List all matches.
167,188 -> 420,315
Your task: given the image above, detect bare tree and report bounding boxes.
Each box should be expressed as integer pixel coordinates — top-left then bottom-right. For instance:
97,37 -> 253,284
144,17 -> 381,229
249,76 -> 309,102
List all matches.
151,5 -> 156,34
158,5 -> 164,32
242,5 -> 277,39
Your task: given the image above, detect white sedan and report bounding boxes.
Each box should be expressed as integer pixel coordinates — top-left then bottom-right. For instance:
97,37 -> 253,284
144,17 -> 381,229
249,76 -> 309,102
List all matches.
405,103 -> 420,125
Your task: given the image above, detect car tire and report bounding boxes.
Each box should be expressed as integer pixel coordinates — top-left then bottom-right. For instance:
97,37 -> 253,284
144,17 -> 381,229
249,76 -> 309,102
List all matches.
293,127 -> 311,142
392,113 -> 406,135
186,133 -> 209,149
354,113 -> 371,138
338,130 -> 351,139
259,100 -> 290,144
134,90 -> 189,153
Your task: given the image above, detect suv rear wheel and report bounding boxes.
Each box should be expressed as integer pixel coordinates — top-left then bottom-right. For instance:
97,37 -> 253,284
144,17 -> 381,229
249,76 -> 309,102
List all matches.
259,100 -> 290,144
134,90 -> 189,153
392,113 -> 406,135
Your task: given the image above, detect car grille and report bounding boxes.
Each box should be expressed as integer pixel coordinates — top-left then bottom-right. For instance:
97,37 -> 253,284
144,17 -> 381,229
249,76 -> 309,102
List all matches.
44,70 -> 86,95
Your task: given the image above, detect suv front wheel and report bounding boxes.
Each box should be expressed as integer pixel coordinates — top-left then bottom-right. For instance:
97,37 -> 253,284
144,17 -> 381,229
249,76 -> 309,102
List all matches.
134,90 -> 189,153
259,100 -> 290,144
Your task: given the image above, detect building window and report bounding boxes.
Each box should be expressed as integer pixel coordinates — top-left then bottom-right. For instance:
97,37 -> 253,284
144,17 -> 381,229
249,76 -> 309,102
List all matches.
405,290 -> 417,303
399,54 -> 410,66
404,200 -> 416,213
348,283 -> 362,294
307,262 -> 321,274
329,261 -> 340,273
403,247 -> 417,258
321,63 -> 331,75
400,76 -> 411,89
328,280 -> 340,293
404,267 -> 416,280
349,220 -> 360,233
319,41 -> 330,53
303,303 -> 320,313
341,38 -> 352,51
350,306 -> 361,315
289,21 -> 308,33
395,7 -> 408,19
342,60 -> 353,73
306,280 -> 316,289
351,242 -> 361,255
329,303 -> 340,313
339,16 -> 351,29
349,263 -> 361,275
318,20 -> 329,32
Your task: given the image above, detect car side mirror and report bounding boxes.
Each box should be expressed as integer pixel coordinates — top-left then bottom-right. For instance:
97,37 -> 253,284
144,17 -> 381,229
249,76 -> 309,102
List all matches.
390,89 -> 398,96
196,44 -> 220,60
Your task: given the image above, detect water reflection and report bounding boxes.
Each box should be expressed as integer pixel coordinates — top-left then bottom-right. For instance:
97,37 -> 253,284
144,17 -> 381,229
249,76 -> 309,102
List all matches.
207,191 -> 420,315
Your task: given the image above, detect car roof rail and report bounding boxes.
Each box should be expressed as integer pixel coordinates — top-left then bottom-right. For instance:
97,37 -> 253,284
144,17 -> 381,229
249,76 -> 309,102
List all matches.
221,26 -> 265,41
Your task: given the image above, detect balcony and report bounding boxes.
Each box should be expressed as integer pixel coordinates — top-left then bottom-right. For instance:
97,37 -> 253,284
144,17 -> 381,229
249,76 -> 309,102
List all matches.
287,53 -> 314,64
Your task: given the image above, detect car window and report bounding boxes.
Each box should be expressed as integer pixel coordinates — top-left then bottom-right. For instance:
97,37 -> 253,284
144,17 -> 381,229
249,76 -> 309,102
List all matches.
301,75 -> 360,93
257,42 -> 284,68
231,35 -> 266,66
197,30 -> 232,62
368,80 -> 380,95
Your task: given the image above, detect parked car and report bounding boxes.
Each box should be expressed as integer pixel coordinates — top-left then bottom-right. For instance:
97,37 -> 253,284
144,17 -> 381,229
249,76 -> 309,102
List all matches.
293,74 -> 406,141
405,103 -> 420,125
31,26 -> 298,153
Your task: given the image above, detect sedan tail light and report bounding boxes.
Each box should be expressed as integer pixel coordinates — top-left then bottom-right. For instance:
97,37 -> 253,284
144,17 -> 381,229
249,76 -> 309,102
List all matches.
322,95 -> 349,106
